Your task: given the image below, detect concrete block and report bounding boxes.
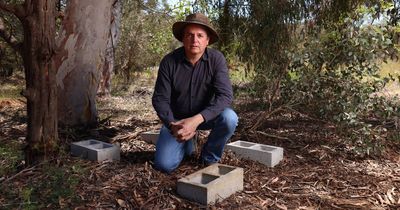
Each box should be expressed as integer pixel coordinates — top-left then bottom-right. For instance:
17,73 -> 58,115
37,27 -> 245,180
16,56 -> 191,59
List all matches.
140,131 -> 159,145
177,164 -> 243,205
71,139 -> 120,162
225,140 -> 283,167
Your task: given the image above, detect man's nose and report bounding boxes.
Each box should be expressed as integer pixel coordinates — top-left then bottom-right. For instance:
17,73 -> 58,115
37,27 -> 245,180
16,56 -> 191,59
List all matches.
191,35 -> 198,42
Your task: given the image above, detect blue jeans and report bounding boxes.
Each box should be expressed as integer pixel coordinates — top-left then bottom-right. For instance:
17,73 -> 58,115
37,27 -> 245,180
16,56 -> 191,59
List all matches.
154,108 -> 238,173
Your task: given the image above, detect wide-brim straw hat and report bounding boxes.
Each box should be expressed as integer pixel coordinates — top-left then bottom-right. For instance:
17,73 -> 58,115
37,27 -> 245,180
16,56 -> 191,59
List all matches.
172,13 -> 219,45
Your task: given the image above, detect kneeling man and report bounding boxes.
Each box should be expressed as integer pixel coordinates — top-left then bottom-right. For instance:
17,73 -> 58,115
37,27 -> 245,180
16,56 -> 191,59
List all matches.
152,13 -> 238,173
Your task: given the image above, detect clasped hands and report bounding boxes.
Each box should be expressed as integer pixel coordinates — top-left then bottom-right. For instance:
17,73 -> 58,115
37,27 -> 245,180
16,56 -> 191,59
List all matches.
170,114 -> 204,143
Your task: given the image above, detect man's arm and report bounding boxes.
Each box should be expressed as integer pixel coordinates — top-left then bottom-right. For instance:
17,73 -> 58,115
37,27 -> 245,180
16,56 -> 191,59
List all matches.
199,51 -> 233,122
152,58 -> 176,128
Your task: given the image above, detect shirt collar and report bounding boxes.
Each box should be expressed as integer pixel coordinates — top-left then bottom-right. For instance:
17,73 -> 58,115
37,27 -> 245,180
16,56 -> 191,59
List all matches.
202,48 -> 209,61
176,47 -> 209,63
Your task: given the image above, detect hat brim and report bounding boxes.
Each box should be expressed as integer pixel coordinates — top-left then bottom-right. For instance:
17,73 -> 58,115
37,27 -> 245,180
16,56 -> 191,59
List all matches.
172,21 -> 219,45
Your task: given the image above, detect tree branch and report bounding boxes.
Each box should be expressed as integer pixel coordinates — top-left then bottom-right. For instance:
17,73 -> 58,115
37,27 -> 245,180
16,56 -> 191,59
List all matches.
0,1 -> 25,18
0,1 -> 16,13
0,16 -> 22,53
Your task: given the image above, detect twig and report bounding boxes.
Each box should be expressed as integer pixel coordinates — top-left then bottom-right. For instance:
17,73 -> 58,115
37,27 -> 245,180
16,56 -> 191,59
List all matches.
2,165 -> 37,183
112,132 -> 140,143
139,194 -> 163,209
98,115 -> 112,124
17,98 -> 27,104
284,106 -> 333,125
256,130 -> 291,141
250,106 -> 285,131
1,202 -> 38,207
267,62 -> 288,111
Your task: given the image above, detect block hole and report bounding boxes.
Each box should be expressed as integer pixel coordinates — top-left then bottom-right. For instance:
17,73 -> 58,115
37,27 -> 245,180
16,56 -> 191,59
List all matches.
80,140 -> 101,146
217,166 -> 234,175
91,143 -> 112,149
251,144 -> 275,151
235,141 -> 254,147
191,173 -> 219,185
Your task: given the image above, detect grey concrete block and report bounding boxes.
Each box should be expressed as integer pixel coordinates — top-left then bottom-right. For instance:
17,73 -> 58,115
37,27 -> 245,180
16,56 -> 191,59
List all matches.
226,140 -> 283,167
177,164 -> 243,205
140,131 -> 159,145
71,139 -> 120,162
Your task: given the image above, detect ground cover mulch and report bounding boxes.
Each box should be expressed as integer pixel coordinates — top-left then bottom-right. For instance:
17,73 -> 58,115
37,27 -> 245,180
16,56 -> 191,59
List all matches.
1,81 -> 400,209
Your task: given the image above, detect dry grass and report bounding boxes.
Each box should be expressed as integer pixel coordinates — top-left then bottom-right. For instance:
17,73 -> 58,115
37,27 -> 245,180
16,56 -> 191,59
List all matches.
380,59 -> 400,77
379,59 -> 400,97
0,72 -> 24,100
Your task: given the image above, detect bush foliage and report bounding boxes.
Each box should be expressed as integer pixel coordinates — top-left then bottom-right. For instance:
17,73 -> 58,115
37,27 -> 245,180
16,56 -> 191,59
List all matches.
209,0 -> 400,155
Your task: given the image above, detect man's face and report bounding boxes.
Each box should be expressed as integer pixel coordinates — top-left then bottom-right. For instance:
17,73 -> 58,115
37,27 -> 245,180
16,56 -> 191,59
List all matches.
182,24 -> 210,58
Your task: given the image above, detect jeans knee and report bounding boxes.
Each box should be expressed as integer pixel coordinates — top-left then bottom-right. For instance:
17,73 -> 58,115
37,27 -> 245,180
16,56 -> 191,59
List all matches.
219,108 -> 238,132
154,158 -> 178,173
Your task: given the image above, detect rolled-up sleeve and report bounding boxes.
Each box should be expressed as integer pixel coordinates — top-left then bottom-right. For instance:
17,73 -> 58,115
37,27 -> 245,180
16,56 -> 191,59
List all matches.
200,52 -> 233,122
152,58 -> 176,127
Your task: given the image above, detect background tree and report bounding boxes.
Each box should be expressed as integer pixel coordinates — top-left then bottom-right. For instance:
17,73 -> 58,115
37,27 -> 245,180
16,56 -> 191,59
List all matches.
115,0 -> 179,83
0,3 -> 22,78
55,0 -> 115,127
209,0 -> 399,154
0,0 -> 121,163
0,0 -> 58,164
99,0 -> 122,97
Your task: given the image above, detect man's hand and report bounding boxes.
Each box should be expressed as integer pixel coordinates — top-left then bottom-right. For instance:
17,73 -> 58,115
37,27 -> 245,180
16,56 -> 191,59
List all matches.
170,114 -> 204,142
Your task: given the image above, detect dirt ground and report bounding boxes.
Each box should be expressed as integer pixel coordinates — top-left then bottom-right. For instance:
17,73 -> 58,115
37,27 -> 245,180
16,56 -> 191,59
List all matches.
1,75 -> 400,209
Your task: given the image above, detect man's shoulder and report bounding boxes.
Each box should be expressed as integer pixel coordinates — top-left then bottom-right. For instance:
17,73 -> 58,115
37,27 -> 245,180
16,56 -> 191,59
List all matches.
206,48 -> 226,61
163,47 -> 184,62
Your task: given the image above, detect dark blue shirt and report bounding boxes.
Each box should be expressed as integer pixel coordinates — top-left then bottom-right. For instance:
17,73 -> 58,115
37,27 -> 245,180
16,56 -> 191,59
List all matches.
152,47 -> 233,127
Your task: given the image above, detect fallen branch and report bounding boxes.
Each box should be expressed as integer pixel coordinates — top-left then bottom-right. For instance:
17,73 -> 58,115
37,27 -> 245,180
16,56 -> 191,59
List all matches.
0,202 -> 39,207
2,165 -> 37,183
284,106 -> 333,125
256,130 -> 292,141
250,106 -> 285,131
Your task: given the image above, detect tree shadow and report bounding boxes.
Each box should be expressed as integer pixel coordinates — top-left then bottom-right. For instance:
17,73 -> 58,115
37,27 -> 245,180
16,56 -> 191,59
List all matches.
122,150 -> 155,164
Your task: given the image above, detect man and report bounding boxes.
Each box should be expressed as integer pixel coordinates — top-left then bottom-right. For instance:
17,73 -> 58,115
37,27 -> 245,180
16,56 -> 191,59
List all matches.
152,13 -> 238,173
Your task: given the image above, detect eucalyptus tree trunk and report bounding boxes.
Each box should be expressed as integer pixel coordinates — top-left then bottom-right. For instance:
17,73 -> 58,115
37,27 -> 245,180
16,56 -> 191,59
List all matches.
99,0 -> 122,97
20,1 -> 58,164
55,0 -> 114,126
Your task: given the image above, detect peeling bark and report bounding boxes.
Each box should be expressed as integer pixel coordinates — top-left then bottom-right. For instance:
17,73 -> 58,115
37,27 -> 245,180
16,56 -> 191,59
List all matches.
55,0 -> 113,126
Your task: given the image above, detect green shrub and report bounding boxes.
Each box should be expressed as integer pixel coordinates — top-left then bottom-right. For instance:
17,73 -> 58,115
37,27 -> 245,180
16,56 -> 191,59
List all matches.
282,15 -> 399,155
